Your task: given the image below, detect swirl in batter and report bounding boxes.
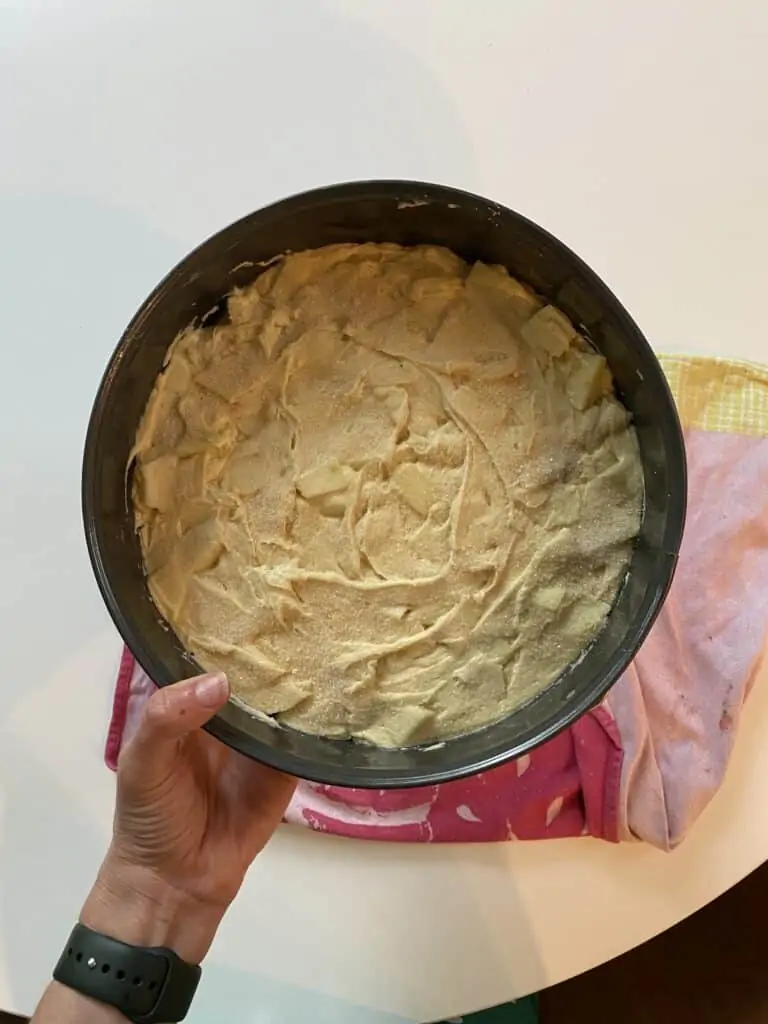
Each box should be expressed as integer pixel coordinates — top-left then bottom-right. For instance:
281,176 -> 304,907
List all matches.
132,243 -> 643,746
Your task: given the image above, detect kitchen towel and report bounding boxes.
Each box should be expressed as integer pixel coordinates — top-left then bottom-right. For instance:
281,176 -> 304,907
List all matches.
105,355 -> 768,850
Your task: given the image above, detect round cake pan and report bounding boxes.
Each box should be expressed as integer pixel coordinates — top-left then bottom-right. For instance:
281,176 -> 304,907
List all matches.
82,180 -> 687,787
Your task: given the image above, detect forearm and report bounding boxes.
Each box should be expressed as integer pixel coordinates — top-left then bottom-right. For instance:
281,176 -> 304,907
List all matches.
33,982 -> 127,1024
31,849 -> 224,1023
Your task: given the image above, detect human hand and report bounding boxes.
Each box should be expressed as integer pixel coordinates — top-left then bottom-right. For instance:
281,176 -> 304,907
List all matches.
83,673 -> 296,963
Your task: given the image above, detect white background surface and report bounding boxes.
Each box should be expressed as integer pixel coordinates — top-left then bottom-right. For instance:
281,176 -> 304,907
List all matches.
1,1 -> 768,1020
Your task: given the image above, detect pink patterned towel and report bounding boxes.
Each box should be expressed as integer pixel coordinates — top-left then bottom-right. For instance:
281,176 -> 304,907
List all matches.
105,357 -> 768,850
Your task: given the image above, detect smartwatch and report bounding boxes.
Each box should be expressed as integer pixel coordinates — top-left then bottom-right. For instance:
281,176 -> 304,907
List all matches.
53,923 -> 201,1023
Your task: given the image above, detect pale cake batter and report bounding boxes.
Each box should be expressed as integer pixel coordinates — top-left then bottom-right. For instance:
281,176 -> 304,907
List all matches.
132,243 -> 644,747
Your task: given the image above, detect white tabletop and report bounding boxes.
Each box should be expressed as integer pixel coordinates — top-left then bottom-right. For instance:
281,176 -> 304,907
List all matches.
2,1 -> 768,1020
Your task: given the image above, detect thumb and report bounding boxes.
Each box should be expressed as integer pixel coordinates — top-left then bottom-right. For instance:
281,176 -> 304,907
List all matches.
120,672 -> 229,777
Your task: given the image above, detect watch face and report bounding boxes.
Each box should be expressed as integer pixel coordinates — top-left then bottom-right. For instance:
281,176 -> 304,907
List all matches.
54,924 -> 201,1023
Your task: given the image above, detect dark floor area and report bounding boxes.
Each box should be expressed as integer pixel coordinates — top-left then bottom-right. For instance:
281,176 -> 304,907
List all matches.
540,859 -> 768,1022
4,860 -> 768,1023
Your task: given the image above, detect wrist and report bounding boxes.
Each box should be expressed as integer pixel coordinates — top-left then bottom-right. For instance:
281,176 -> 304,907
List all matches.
81,848 -> 225,965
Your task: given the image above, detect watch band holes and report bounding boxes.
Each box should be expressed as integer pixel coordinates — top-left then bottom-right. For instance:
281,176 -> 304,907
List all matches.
148,981 -> 157,991
75,953 -> 83,963
116,970 -> 126,981
101,963 -> 110,974
133,977 -> 142,987
67,948 -> 73,957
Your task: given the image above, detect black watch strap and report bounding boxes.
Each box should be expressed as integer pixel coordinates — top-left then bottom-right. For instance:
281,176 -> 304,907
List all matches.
53,923 -> 201,1023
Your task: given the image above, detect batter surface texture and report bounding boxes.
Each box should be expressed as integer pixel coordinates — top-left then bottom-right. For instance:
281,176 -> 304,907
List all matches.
133,243 -> 643,746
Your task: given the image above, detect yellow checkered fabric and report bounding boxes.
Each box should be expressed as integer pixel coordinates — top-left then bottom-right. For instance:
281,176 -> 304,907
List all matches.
659,355 -> 768,438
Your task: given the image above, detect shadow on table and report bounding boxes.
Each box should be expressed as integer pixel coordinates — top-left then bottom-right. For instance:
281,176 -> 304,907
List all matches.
0,731 -> 108,1016
219,825 -> 550,1022
194,960 -> 411,1023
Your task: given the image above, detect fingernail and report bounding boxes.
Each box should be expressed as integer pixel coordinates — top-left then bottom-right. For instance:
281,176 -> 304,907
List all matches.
194,672 -> 228,707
